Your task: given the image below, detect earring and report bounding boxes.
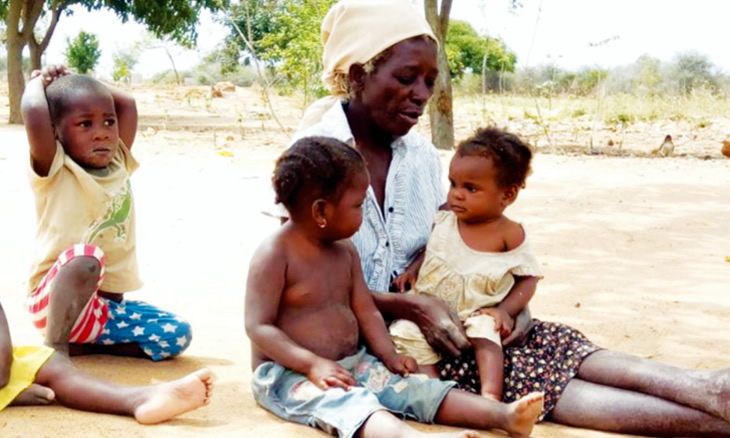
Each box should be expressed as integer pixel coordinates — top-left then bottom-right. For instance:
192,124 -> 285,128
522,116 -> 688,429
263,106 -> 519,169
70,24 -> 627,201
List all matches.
319,219 -> 327,229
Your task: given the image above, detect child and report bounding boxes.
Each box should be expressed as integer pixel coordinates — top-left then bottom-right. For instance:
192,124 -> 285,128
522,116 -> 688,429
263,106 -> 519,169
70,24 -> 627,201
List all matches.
390,127 -> 540,401
21,65 -> 192,360
245,136 -> 544,438
0,299 -> 212,422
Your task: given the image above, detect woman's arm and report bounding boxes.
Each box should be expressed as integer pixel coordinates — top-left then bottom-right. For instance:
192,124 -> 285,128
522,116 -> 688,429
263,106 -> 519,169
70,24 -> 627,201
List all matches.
371,291 -> 471,357
0,302 -> 13,388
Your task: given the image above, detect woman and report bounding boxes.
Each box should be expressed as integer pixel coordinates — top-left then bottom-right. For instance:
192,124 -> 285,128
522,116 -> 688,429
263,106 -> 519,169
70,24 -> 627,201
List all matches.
286,0 -> 730,435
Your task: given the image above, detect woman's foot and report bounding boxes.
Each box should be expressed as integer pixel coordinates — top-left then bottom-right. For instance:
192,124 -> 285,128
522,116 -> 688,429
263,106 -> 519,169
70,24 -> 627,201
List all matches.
11,383 -> 56,406
407,430 -> 480,438
700,368 -> 730,422
134,368 -> 213,424
504,392 -> 544,438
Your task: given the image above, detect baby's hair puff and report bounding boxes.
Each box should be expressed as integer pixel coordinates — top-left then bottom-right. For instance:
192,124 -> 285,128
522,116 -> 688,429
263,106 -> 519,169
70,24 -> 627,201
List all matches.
273,136 -> 366,213
457,127 -> 533,189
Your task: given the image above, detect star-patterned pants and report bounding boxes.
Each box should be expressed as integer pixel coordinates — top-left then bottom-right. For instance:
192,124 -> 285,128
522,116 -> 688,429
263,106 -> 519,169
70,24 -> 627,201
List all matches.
93,298 -> 192,361
27,244 -> 191,361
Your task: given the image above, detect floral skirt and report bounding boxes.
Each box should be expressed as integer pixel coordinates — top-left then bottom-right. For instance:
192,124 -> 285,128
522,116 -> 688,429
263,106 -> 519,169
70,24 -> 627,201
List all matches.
436,319 -> 600,420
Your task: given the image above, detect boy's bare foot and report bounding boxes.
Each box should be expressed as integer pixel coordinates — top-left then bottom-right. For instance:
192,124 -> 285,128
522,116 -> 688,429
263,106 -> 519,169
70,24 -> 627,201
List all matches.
11,383 -> 56,406
504,392 -> 544,438
134,368 -> 213,424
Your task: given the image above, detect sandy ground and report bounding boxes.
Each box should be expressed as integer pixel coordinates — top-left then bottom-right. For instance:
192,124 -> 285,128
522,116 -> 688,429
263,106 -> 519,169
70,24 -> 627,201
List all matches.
1,85 -> 730,437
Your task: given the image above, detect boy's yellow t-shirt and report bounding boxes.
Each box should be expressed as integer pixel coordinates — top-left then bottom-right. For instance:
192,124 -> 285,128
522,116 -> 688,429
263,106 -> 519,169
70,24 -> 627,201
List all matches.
27,140 -> 143,294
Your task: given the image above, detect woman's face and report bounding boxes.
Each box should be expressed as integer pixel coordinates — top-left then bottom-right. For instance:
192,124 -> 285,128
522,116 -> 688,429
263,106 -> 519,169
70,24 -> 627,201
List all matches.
357,37 -> 439,137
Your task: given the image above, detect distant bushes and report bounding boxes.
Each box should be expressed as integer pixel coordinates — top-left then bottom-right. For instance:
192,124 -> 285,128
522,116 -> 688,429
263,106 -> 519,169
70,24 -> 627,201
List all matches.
455,52 -> 729,98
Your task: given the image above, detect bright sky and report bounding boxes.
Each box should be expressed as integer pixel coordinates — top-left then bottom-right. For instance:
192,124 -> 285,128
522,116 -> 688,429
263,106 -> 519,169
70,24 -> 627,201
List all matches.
42,0 -> 730,79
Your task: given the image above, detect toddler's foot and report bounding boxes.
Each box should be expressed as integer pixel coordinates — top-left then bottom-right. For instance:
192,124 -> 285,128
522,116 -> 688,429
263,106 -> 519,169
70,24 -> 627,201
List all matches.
11,383 -> 56,406
134,368 -> 213,424
504,392 -> 543,438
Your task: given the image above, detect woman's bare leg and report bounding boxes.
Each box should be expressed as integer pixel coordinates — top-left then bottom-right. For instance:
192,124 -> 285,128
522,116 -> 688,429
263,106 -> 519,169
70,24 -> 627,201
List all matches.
578,350 -> 730,421
357,411 -> 478,438
550,379 -> 730,437
31,353 -> 212,423
434,390 -> 543,438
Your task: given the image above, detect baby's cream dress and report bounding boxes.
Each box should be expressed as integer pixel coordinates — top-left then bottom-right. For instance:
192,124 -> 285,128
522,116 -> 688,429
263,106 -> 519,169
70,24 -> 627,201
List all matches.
389,211 -> 542,364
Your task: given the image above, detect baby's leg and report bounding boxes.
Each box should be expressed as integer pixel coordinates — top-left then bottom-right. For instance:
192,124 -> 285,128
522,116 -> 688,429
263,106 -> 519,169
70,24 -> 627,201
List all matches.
357,411 -> 479,438
472,338 -> 504,400
33,353 -> 212,423
434,389 -> 544,438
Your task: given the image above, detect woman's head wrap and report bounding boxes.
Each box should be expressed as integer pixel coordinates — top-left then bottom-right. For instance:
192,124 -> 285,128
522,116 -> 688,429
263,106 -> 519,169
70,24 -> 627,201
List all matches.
298,0 -> 437,131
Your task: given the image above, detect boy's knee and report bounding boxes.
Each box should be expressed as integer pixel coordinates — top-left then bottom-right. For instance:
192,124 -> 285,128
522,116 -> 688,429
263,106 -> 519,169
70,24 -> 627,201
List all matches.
62,256 -> 101,284
159,318 -> 192,358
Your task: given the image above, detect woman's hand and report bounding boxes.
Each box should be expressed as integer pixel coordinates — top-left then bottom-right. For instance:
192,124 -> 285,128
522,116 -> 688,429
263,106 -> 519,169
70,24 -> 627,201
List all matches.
410,294 -> 471,357
383,353 -> 418,376
502,307 -> 534,347
306,357 -> 357,391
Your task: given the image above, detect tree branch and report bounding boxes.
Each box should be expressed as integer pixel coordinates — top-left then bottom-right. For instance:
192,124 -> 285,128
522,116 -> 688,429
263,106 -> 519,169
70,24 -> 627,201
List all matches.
423,0 -> 440,39
20,0 -> 44,40
37,3 -> 65,53
438,0 -> 453,37
227,17 -> 287,133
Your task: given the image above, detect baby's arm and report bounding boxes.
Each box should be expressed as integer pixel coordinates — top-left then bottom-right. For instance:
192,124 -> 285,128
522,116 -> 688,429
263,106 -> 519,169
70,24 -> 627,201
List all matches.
0,302 -> 12,388
392,246 -> 425,292
106,83 -> 137,150
244,238 -> 356,390
21,68 -> 63,177
348,244 -> 418,375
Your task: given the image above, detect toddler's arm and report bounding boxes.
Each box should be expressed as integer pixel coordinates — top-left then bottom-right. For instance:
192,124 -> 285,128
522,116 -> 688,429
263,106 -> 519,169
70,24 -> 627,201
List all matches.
245,238 -> 356,389
21,68 -> 62,177
348,244 -> 418,375
0,302 -> 12,388
106,83 -> 137,150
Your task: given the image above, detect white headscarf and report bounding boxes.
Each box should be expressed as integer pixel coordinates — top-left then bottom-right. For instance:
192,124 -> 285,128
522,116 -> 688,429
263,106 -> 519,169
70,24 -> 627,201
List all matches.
298,0 -> 437,131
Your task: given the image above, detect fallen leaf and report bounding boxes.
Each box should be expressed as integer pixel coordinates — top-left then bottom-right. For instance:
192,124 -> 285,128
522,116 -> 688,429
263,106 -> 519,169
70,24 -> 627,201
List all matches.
217,150 -> 234,157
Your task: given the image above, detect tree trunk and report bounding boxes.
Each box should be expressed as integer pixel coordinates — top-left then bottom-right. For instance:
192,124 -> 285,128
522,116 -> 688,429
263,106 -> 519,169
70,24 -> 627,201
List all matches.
424,0 -> 454,150
6,0 -> 27,124
6,0 -> 46,124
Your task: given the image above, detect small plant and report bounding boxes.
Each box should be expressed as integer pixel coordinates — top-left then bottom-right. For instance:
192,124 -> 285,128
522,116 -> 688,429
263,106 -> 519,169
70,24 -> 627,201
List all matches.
65,31 -> 101,74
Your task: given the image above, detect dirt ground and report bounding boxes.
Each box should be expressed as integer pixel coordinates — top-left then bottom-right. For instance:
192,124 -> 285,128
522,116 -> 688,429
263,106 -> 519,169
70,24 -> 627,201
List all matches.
1,84 -> 729,437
